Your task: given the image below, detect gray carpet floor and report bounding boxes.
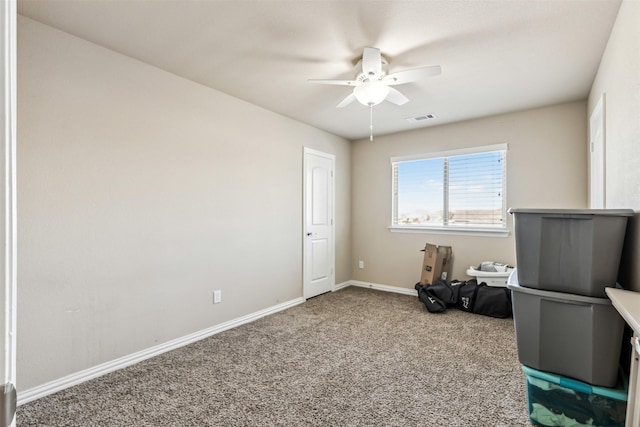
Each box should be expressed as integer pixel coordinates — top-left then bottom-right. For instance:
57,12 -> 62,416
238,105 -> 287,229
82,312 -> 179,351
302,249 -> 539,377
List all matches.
17,286 -> 531,426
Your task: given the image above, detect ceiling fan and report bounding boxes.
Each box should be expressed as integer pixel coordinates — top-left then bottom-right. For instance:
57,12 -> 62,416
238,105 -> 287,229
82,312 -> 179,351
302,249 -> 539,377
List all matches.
308,47 -> 441,140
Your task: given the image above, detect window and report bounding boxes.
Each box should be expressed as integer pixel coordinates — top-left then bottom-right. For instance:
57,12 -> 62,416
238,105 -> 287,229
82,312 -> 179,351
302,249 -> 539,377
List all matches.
391,144 -> 507,234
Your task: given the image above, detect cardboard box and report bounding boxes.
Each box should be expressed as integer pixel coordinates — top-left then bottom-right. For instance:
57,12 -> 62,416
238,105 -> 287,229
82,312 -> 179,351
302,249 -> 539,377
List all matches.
420,243 -> 452,285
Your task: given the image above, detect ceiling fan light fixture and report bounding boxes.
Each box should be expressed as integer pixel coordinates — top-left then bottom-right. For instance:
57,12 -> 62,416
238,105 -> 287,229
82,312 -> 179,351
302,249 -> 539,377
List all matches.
354,80 -> 389,106
308,46 -> 442,140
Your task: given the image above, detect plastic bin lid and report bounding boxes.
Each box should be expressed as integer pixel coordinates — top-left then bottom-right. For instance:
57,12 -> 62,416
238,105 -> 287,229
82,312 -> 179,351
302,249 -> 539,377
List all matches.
522,365 -> 628,401
507,269 -> 621,303
507,282 -> 613,305
508,208 -> 634,216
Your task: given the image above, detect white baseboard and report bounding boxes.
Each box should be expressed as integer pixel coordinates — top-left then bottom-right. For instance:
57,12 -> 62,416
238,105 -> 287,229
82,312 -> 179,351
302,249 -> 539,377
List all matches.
342,280 -> 418,296
333,280 -> 351,291
17,296 -> 305,406
19,281 -> 415,405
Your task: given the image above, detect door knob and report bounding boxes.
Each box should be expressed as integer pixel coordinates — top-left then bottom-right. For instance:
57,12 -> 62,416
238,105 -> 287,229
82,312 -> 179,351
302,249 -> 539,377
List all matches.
306,232 -> 313,236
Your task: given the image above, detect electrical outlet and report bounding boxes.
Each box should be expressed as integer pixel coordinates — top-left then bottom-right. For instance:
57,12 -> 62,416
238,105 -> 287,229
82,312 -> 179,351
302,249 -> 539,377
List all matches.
358,260 -> 364,269
213,290 -> 222,304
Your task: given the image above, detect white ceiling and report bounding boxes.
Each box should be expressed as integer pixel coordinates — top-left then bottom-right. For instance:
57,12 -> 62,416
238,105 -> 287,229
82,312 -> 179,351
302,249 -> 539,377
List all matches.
17,0 -> 622,141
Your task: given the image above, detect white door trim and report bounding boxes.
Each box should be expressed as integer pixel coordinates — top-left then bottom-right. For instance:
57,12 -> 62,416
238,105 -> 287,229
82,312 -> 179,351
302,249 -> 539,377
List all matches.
303,147 -> 335,299
589,93 -> 606,209
1,0 -> 18,424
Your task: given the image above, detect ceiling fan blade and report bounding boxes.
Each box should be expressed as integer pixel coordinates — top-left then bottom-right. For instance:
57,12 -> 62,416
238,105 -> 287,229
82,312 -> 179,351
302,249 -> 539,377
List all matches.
385,87 -> 409,106
383,65 -> 442,85
362,47 -> 382,77
336,92 -> 357,108
308,79 -> 359,86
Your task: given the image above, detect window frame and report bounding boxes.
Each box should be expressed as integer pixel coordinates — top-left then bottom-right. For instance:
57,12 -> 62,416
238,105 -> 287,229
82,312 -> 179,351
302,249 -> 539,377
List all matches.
389,143 -> 509,237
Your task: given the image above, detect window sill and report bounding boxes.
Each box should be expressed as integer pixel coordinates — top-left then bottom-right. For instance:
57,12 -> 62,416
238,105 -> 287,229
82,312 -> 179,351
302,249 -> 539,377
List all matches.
388,225 -> 510,237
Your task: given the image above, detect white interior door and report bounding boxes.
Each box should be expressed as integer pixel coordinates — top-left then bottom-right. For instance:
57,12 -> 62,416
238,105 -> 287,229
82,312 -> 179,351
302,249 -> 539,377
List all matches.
590,94 -> 606,209
303,148 -> 335,299
1,1 -> 17,426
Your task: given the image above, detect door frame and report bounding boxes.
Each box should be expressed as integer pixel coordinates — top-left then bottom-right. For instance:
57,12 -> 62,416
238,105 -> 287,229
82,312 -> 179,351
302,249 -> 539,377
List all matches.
1,0 -> 18,425
302,147 -> 335,299
589,93 -> 606,209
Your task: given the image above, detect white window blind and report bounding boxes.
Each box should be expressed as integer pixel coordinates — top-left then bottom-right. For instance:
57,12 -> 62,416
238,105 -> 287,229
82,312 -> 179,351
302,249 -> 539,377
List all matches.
391,145 -> 507,231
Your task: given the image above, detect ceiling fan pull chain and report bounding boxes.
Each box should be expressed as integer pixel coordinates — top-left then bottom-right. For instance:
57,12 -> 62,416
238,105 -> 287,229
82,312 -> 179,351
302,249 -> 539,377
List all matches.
369,104 -> 374,142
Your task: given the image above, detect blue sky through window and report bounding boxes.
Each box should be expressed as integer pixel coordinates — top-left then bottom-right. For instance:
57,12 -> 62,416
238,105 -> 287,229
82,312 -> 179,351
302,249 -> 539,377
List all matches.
397,158 -> 443,224
395,150 -> 504,227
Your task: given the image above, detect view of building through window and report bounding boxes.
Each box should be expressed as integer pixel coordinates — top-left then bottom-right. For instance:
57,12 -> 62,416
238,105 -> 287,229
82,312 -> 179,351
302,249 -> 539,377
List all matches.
393,149 -> 506,229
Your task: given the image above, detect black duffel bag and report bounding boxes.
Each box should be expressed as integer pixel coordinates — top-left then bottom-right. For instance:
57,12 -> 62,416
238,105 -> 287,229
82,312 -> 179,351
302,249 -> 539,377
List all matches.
415,283 -> 447,313
415,279 -> 461,313
426,279 -> 459,305
416,279 -> 512,318
456,279 -> 512,318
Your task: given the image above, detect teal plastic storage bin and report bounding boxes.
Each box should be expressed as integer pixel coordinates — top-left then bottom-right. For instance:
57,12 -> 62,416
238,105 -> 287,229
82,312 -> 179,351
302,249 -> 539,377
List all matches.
523,365 -> 627,427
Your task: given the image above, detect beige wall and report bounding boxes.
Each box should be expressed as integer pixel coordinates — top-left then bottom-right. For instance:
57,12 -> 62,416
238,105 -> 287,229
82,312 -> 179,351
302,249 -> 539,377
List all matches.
351,102 -> 588,288
19,1 -> 623,394
17,16 -> 351,390
589,0 -> 640,291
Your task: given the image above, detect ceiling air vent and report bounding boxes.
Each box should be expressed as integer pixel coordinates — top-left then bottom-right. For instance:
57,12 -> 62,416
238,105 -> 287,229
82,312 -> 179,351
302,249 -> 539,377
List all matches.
406,114 -> 436,123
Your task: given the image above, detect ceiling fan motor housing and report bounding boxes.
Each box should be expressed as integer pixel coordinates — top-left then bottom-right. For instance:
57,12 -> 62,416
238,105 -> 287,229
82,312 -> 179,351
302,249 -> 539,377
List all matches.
354,55 -> 389,82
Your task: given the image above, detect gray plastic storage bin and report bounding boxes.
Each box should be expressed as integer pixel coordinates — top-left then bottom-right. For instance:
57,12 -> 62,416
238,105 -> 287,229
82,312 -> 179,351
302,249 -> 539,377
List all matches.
508,273 -> 624,388
509,208 -> 633,297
